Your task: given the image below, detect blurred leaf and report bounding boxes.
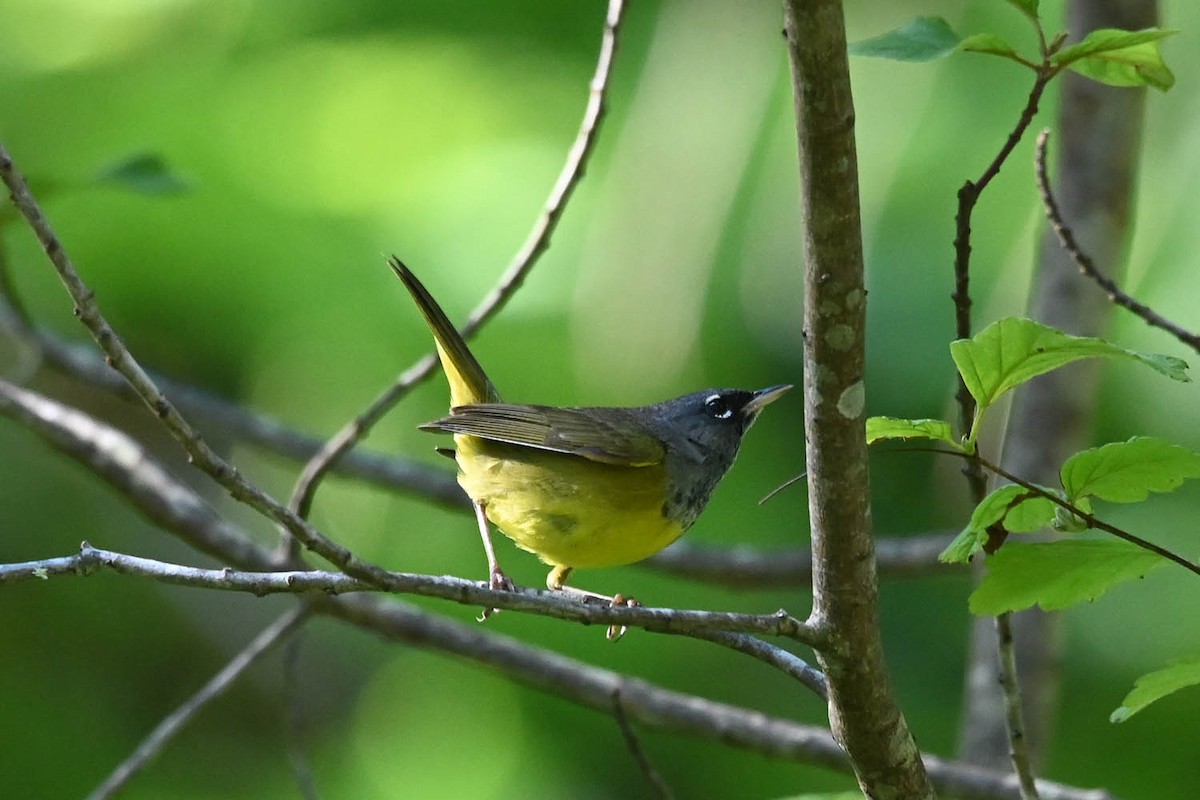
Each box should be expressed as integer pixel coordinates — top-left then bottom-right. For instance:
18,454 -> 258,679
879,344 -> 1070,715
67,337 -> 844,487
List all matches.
951,318 -> 1190,418
960,33 -> 1021,60
939,484 -> 1056,563
1064,41 -> 1175,91
1054,27 -> 1175,65
848,17 -> 961,62
95,153 -> 189,195
1004,0 -> 1040,22
1111,657 -> 1200,723
970,540 -> 1166,614
1061,437 -> 1200,504
940,527 -> 984,564
865,416 -> 957,447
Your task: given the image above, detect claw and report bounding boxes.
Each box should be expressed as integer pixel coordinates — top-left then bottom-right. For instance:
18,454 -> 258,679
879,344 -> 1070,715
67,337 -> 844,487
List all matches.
477,566 -> 517,622
605,594 -> 639,641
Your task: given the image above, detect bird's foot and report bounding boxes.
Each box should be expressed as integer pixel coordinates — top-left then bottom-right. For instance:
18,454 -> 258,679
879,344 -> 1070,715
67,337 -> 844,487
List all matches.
477,567 -> 517,622
605,594 -> 639,641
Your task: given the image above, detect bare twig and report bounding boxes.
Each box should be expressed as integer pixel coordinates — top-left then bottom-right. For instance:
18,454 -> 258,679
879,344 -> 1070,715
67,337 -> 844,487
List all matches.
86,605 -> 312,800
647,532 -> 958,587
283,0 -> 628,535
283,634 -> 321,800
0,378 -> 280,568
1,542 -> 825,644
953,70 -> 1054,500
612,688 -> 674,800
1035,129 -> 1200,354
0,143 -> 401,590
0,310 -> 465,507
332,594 -> 1117,800
996,614 -> 1039,800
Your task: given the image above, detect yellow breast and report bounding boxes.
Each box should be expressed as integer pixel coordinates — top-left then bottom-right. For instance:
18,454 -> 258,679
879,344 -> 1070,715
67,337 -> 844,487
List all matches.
454,434 -> 683,569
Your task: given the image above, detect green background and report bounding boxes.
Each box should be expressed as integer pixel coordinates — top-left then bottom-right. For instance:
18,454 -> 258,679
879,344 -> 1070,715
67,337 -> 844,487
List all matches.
2,0 -> 1199,797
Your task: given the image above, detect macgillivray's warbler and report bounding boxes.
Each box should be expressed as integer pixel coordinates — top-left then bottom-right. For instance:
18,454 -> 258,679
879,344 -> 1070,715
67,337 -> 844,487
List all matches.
391,258 -> 789,636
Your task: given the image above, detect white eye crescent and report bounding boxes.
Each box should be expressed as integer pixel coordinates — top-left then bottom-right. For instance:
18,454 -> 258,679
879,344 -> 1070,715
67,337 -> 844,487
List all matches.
703,393 -> 734,420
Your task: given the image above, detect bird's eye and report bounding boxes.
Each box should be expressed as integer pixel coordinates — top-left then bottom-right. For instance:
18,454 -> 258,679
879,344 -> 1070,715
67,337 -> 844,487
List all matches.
703,393 -> 734,420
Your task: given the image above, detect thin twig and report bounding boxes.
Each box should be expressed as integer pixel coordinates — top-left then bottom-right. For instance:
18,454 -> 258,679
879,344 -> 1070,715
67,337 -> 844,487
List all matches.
684,629 -> 828,699
647,533 -> 958,587
283,635 -> 321,800
612,687 -> 674,800
283,0 -> 628,537
972,452 -> 1200,578
0,543 -> 826,644
0,143 -> 401,591
86,605 -> 312,800
0,378 -> 282,569
996,614 -> 1039,800
1034,129 -> 1200,354
953,69 -> 1055,500
332,594 -> 1117,800
0,312 -> 465,507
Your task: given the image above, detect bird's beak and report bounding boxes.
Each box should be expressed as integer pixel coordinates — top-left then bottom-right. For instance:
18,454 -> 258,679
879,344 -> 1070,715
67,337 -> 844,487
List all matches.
742,384 -> 792,416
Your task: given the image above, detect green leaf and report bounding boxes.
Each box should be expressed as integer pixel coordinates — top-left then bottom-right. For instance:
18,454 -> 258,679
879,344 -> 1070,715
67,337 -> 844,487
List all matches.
1061,437 -> 1200,504
849,17 -> 962,62
940,527 -> 985,564
1004,0 -> 1039,21
1111,658 -> 1200,723
939,484 -> 1056,563
1065,41 -> 1175,91
95,153 -> 189,195
1054,28 -> 1175,66
865,416 -> 957,447
969,540 -> 1166,614
1054,28 -> 1177,91
959,33 -> 1021,60
951,318 -> 1190,417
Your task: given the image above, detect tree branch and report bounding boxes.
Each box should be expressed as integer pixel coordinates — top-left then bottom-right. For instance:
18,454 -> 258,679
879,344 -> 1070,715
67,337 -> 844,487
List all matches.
284,0 -> 628,534
783,1 -> 933,796
0,141 -> 407,591
1035,129 -> 1199,354
86,605 -> 312,800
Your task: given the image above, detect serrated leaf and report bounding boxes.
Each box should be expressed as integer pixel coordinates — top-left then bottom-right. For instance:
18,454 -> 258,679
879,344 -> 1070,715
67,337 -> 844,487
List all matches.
959,33 -> 1020,60
951,318 -> 1190,415
95,153 -> 189,195
848,17 -> 962,62
1111,658 -> 1200,723
1004,0 -> 1039,21
866,416 -> 957,447
1061,437 -> 1200,504
969,540 -> 1166,615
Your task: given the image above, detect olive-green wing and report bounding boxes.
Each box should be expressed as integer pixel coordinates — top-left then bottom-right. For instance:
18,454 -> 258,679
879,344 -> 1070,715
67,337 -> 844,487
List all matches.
420,404 -> 665,467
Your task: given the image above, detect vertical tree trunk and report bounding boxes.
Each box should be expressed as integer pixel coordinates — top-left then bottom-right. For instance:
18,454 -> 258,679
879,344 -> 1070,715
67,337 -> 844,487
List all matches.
784,1 -> 934,796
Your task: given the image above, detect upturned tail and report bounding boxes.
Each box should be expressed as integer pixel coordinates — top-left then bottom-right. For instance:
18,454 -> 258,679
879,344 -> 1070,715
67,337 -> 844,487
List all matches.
389,257 -> 499,406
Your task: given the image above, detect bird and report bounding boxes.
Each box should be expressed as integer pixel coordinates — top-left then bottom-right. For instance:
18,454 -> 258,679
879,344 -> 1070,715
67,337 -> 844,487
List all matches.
390,257 -> 789,636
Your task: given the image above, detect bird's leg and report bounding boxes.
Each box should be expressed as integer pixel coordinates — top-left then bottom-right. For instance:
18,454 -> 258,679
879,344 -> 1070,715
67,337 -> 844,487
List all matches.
474,500 -> 513,621
546,566 -> 639,641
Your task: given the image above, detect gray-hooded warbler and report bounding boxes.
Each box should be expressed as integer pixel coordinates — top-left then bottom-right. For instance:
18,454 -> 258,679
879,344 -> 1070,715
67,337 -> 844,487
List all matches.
392,258 -> 789,635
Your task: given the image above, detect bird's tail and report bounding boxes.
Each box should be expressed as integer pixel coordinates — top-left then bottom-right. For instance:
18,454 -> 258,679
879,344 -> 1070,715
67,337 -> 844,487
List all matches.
389,257 -> 499,406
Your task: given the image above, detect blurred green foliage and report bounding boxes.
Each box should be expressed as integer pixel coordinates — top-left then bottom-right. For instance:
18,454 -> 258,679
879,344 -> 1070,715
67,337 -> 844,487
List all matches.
2,1 -> 1199,798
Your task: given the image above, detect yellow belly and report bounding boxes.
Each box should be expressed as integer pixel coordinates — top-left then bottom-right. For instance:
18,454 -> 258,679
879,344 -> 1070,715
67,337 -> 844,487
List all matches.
454,434 -> 683,569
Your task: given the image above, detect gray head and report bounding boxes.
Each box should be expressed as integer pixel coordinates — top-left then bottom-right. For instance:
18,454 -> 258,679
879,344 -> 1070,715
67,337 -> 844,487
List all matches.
643,385 -> 791,529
